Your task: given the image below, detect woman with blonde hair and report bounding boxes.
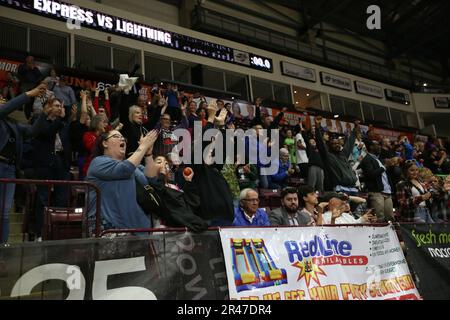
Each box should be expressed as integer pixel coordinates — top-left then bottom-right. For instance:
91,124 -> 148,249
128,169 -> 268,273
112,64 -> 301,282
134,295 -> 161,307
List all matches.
121,105 -> 149,157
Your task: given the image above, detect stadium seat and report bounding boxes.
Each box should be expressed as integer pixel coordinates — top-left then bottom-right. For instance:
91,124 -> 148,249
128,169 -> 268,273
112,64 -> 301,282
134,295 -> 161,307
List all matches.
258,189 -> 282,209
42,207 -> 84,240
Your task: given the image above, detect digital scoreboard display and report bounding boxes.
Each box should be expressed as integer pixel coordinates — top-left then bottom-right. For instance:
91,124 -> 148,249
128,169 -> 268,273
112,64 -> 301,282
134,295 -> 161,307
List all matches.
1,0 -> 273,73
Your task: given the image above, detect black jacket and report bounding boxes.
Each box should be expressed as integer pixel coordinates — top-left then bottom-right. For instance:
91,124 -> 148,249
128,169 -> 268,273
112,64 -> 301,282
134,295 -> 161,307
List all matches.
145,174 -> 208,232
358,153 -> 390,193
315,127 -> 357,189
304,130 -> 324,168
31,113 -> 71,170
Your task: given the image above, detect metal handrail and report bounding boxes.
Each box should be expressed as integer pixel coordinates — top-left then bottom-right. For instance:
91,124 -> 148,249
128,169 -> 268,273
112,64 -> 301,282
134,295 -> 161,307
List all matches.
0,178 -> 102,239
99,221 -> 450,237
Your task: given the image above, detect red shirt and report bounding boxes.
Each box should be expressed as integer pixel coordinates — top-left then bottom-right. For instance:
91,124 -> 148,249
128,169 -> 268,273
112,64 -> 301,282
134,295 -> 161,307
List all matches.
82,131 -> 99,177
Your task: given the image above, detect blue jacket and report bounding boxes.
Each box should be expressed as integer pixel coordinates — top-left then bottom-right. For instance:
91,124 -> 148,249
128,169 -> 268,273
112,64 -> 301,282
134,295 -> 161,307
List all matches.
404,141 -> 414,160
233,206 -> 270,227
270,160 -> 291,183
86,156 -> 151,230
0,93 -> 33,167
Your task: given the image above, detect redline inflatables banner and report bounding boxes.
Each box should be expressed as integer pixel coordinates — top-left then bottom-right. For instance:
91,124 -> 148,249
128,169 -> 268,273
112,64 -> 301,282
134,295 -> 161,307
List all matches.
220,226 -> 421,300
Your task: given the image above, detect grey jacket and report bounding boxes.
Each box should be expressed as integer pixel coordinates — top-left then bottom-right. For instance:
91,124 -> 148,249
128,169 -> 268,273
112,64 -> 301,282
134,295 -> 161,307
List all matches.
269,207 -> 311,226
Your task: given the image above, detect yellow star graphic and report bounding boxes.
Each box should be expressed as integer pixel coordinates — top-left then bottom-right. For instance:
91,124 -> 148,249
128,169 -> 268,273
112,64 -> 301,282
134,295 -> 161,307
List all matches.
292,259 -> 327,287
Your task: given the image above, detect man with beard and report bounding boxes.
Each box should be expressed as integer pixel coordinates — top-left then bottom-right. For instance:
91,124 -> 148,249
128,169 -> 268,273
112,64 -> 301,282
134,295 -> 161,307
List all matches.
269,187 -> 311,226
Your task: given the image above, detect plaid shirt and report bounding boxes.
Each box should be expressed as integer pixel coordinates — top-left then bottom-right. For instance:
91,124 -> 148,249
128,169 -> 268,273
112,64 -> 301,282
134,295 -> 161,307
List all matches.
396,180 -> 427,221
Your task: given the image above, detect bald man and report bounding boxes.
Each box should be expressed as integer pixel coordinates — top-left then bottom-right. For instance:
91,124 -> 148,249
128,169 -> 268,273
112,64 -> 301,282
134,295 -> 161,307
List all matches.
322,197 -> 376,224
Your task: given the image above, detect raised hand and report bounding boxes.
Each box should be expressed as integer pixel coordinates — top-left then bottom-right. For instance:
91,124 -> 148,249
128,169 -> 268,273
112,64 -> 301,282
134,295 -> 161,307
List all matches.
140,130 -> 159,152
331,207 -> 343,219
181,101 -> 187,114
183,167 -> 194,182
115,122 -> 123,131
317,202 -> 328,214
26,83 -> 47,98
362,209 -> 376,223
421,192 -> 432,201
215,108 -> 227,124
206,99 -> 218,117
158,95 -> 168,107
70,105 -> 77,121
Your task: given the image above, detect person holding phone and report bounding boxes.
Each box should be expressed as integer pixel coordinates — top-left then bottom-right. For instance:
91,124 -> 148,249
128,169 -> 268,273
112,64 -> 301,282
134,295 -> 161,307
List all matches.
396,161 -> 434,223
322,196 -> 376,224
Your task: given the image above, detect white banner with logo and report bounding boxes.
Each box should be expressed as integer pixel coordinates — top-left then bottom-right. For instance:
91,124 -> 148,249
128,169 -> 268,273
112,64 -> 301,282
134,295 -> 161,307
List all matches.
281,61 -> 316,82
355,81 -> 383,98
220,226 -> 420,300
320,72 -> 352,91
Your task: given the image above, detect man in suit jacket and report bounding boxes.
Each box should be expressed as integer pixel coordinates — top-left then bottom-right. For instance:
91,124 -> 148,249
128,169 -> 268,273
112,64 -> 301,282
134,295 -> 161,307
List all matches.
0,84 -> 46,242
269,187 -> 311,226
31,97 -> 72,239
358,140 -> 394,222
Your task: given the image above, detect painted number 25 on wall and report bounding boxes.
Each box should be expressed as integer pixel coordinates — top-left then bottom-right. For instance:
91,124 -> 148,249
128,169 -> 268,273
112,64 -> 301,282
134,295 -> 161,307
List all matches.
5,257 -> 156,300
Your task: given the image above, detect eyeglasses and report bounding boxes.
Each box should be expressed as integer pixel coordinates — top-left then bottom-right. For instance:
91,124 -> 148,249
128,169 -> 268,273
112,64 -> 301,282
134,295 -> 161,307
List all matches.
105,134 -> 127,143
404,159 -> 416,165
243,198 -> 259,203
161,117 -> 171,121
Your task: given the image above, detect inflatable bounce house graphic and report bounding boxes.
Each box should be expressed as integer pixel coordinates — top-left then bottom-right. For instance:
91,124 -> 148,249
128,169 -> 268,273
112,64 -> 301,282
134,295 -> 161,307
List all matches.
230,238 -> 288,292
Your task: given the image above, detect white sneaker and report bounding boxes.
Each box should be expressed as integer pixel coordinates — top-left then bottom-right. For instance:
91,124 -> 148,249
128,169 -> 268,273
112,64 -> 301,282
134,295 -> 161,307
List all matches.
35,237 -> 42,242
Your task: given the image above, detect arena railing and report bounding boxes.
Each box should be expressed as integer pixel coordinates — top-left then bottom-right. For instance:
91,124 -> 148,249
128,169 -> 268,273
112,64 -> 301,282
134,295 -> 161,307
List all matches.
0,178 -> 102,241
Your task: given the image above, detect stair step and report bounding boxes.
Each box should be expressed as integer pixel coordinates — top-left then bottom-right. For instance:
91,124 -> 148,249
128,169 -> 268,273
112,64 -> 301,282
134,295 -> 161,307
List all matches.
9,223 -> 23,236
9,213 -> 24,224
7,234 -> 24,244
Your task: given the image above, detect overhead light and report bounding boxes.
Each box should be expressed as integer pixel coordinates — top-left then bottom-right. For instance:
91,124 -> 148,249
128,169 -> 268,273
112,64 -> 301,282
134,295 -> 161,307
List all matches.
306,93 -> 310,97
405,102 -> 409,105
294,90 -> 297,93
160,82 -> 163,85
295,101 -> 299,104
423,83 -> 427,87
334,114 -> 339,118
232,96 -> 234,99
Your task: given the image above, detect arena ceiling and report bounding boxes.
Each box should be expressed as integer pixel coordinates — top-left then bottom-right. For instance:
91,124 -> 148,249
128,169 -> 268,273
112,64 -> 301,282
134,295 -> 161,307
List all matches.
264,0 -> 450,62
168,0 -> 450,85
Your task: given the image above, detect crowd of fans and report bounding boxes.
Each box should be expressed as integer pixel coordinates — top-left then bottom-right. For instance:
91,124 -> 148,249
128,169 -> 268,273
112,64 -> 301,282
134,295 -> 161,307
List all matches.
1,55 -> 450,242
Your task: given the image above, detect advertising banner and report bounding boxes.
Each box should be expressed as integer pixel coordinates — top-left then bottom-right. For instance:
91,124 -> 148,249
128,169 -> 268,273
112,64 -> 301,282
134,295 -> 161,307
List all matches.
281,61 -> 316,82
399,224 -> 450,300
320,72 -> 352,91
0,231 -> 227,300
355,81 -> 383,98
220,226 -> 420,300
